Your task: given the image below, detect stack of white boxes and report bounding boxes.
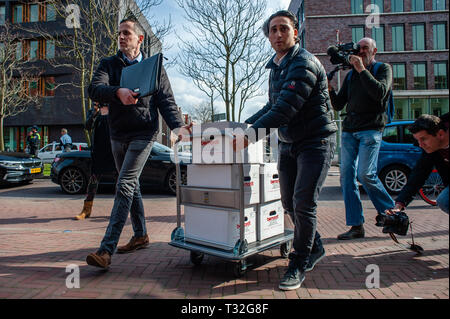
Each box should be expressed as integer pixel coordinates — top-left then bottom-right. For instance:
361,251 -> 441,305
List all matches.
184,122 -> 284,250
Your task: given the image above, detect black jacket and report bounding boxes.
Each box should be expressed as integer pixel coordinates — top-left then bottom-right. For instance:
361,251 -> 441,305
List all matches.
85,108 -> 115,175
245,44 -> 337,143
88,51 -> 184,142
330,61 -> 392,132
396,113 -> 449,207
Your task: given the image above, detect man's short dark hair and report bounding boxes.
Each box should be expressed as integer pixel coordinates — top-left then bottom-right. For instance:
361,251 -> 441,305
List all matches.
409,114 -> 447,136
262,10 -> 299,43
120,16 -> 144,37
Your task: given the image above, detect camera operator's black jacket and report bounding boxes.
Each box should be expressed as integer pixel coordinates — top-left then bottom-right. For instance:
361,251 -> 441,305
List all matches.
88,51 -> 184,142
396,114 -> 449,207
329,61 -> 392,132
245,44 -> 337,143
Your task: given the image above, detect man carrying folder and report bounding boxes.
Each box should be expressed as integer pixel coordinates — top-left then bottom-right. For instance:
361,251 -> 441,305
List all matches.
86,17 -> 191,268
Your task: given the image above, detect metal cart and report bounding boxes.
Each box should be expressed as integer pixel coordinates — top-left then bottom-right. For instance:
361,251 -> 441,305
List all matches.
169,139 -> 294,277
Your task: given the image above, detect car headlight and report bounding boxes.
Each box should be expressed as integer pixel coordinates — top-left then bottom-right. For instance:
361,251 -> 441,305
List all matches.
0,161 -> 24,169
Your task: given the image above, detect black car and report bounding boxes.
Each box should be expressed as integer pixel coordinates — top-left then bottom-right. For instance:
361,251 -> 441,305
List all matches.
0,152 -> 44,185
50,142 -> 190,195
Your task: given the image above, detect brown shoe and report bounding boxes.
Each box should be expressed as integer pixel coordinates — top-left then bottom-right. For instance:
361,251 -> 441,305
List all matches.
75,200 -> 93,220
86,250 -> 111,268
117,235 -> 149,254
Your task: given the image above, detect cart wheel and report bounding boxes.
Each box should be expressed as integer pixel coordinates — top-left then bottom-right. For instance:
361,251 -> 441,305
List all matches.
280,240 -> 292,258
233,260 -> 247,278
190,251 -> 204,266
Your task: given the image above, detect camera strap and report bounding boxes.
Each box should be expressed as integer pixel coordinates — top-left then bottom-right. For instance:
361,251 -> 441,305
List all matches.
388,222 -> 424,255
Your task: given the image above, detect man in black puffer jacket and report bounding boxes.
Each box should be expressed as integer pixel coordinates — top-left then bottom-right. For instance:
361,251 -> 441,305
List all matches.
85,17 -> 191,269
237,10 -> 337,290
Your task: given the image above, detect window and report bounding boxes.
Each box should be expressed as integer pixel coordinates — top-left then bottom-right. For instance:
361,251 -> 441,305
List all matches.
433,0 -> 446,10
391,25 -> 404,51
433,23 -> 447,50
46,40 -> 55,59
411,0 -> 424,11
402,125 -> 416,144
410,98 -> 428,118
30,4 -> 39,22
434,62 -> 448,89
43,77 -> 56,96
47,4 -> 56,21
412,24 -> 425,50
371,0 -> 384,13
391,0 -> 404,12
0,6 -> 5,25
372,26 -> 384,52
382,125 -> 398,143
413,62 -> 427,89
29,40 -> 39,60
13,4 -> 23,23
351,0 -> 364,14
392,63 -> 406,90
29,80 -> 39,96
430,98 -> 449,116
352,26 -> 365,43
16,41 -> 22,60
298,1 -> 304,25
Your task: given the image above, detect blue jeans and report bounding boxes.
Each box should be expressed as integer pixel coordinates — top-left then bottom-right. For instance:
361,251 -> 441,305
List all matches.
340,130 -> 395,226
99,139 -> 153,255
436,186 -> 449,214
278,134 -> 336,270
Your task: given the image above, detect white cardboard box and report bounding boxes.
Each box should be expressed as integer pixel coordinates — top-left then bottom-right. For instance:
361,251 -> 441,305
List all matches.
187,164 -> 260,205
260,163 -> 281,202
257,200 -> 284,241
191,122 -> 264,164
184,205 -> 257,250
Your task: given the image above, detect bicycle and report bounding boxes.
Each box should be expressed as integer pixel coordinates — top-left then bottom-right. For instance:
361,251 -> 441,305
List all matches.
418,169 -> 444,206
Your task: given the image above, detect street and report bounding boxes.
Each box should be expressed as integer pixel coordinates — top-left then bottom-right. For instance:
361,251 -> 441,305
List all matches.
0,173 -> 448,299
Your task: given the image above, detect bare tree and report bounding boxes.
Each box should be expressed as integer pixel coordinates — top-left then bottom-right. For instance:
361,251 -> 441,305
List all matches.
176,0 -> 271,122
0,22 -> 42,151
185,100 -> 218,124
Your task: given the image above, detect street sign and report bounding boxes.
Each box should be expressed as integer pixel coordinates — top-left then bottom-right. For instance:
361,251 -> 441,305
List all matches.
213,113 -> 226,122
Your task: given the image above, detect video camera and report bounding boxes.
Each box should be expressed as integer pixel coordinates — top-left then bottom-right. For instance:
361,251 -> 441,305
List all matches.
375,211 -> 410,236
326,42 -> 361,80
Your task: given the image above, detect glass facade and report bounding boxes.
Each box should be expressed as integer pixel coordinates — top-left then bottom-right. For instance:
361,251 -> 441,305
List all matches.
392,25 -> 404,51
393,98 -> 449,120
372,26 -> 384,52
46,40 -> 55,59
433,23 -> 447,50
411,0 -> 424,11
351,0 -> 364,14
16,41 -> 22,60
0,5 -> 5,25
352,26 -> 364,43
13,5 -> 23,23
433,0 -> 446,10
392,63 -> 406,90
30,4 -> 39,22
410,98 -> 428,118
47,4 -> 56,21
412,24 -> 425,50
29,40 -> 38,60
371,0 -> 384,12
391,0 -> 404,12
434,62 -> 448,89
430,98 -> 449,116
413,63 -> 427,89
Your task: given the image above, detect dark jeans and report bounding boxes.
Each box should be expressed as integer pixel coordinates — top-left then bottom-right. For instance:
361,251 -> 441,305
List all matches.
99,139 -> 153,255
278,134 -> 336,270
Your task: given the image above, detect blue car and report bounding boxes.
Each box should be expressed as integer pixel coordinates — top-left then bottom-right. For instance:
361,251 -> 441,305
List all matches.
377,120 -> 423,194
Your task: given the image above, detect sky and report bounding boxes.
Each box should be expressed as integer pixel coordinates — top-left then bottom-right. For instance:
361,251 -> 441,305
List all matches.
149,0 -> 291,121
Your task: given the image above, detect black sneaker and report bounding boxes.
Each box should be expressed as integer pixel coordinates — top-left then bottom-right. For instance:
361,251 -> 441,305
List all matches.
279,267 -> 305,291
305,247 -> 326,272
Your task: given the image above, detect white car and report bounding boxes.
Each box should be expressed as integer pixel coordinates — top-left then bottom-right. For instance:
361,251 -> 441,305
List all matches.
38,142 -> 89,164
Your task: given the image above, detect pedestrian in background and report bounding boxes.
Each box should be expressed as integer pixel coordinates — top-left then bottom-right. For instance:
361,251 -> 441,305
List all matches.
75,102 -> 116,220
27,126 -> 41,156
60,128 -> 72,152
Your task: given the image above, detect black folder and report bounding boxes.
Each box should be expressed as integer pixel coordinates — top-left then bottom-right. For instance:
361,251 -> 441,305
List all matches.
120,53 -> 163,98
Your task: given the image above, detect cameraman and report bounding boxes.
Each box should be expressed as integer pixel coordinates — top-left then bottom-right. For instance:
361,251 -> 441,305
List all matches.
389,113 -> 449,215
329,37 -> 395,240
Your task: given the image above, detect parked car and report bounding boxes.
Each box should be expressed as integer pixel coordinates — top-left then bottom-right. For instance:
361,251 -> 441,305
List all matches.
377,120 -> 423,194
50,142 -> 191,195
38,142 -> 89,164
0,152 -> 43,185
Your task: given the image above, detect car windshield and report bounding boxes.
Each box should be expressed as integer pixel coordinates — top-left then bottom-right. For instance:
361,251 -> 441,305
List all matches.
152,142 -> 173,153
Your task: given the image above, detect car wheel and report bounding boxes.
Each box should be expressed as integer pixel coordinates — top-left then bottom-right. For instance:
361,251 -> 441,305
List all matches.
60,167 -> 87,195
379,165 -> 410,195
166,168 -> 187,195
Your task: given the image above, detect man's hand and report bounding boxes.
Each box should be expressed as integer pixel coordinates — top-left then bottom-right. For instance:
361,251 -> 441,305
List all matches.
174,122 -> 194,143
385,203 -> 405,216
348,55 -> 365,73
116,88 -> 139,105
232,134 -> 249,152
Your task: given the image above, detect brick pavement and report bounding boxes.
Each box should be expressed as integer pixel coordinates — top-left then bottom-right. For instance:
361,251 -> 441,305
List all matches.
0,175 -> 448,299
